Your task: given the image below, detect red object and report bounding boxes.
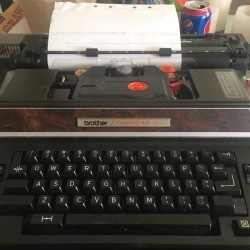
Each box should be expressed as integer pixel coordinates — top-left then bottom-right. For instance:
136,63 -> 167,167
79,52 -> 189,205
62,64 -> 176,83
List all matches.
247,79 -> 250,87
167,73 -> 176,79
160,66 -> 176,73
128,81 -> 148,91
176,0 -> 189,8
169,82 -> 182,93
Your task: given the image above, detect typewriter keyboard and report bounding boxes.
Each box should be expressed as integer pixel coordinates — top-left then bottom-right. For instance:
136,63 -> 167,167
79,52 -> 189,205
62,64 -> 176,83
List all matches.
0,138 -> 249,242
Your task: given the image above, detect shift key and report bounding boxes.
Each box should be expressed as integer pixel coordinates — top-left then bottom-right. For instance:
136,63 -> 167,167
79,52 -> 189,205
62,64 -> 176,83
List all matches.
0,195 -> 34,214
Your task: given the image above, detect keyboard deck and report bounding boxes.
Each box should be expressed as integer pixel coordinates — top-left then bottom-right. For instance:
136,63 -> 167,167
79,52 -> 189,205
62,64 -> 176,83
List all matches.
0,137 -> 250,249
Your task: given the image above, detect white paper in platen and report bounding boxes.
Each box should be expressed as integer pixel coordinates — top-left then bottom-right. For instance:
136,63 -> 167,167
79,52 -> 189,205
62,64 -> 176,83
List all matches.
48,3 -> 181,70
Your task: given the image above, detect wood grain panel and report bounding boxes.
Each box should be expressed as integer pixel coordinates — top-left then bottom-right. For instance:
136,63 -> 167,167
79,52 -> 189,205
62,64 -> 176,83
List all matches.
0,108 -> 249,132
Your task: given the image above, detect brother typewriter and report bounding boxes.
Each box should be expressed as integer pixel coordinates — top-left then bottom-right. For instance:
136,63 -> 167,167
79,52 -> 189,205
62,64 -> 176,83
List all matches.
0,12 -> 250,249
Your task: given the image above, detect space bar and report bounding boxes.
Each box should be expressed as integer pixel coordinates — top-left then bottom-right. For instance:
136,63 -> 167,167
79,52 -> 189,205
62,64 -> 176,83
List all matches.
65,214 -> 213,235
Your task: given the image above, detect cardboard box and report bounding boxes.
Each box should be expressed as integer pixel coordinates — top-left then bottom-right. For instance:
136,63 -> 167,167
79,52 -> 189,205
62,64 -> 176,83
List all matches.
0,0 -> 28,33
0,0 -> 96,34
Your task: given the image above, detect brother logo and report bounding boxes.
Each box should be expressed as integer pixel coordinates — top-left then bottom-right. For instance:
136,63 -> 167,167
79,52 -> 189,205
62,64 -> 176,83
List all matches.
84,120 -> 109,126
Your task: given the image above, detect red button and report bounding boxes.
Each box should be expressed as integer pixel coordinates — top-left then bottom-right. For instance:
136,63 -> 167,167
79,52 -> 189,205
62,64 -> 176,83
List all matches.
169,82 -> 182,93
160,66 -> 176,73
128,81 -> 148,91
247,79 -> 250,87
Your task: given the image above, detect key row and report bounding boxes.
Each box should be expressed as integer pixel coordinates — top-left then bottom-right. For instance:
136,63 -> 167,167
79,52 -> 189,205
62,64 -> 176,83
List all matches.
26,213 -> 213,235
4,177 -> 240,196
9,163 -> 230,181
24,150 -> 236,165
0,194 -> 246,216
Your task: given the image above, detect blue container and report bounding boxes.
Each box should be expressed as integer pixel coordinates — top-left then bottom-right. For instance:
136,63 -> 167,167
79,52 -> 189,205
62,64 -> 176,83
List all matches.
180,1 -> 212,34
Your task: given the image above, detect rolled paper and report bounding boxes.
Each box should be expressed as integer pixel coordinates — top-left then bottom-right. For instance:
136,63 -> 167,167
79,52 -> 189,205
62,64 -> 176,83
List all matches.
206,0 -> 232,31
231,5 -> 250,42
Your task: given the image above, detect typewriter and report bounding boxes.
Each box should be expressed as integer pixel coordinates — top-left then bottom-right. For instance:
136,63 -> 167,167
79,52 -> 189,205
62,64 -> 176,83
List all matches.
0,33 -> 250,249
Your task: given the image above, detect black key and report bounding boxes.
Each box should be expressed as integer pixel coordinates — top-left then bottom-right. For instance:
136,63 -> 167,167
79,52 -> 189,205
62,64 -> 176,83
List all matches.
177,195 -> 192,213
184,179 -> 198,195
160,195 -> 175,212
213,196 -> 247,216
245,173 -> 250,184
121,150 -> 135,164
153,150 -> 167,164
151,179 -> 164,194
179,164 -> 193,179
234,198 -> 248,216
57,150 -> 71,164
125,195 -> 140,212
4,179 -> 29,194
215,151 -> 236,166
9,164 -> 28,179
73,150 -> 87,164
170,150 -> 182,164
129,164 -> 144,179
106,150 -> 119,164
213,195 -> 235,216
49,179 -> 63,195
211,164 -> 227,180
201,151 -> 214,164
72,195 -> 87,212
63,164 -> 77,179
47,164 -> 61,179
146,164 -> 159,179
65,179 -> 79,195
243,164 -> 250,183
100,179 -> 113,195
89,150 -> 103,164
54,195 -> 70,212
195,164 -> 209,179
30,164 -> 45,179
0,195 -> 34,213
107,195 -> 122,212
80,164 -> 94,179
25,150 -> 40,164
243,164 -> 250,174
97,164 -> 111,179
113,164 -> 126,179
91,195 -> 105,212
162,164 -> 176,179
9,152 -> 23,172
117,179 -> 131,194
186,150 -> 199,164
37,195 -> 52,212
134,179 -> 147,194
168,179 -> 182,195
195,195 -> 210,213
83,179 -> 97,195
137,150 -> 151,164
0,164 -> 5,179
143,195 -> 157,212
234,219 -> 250,236
29,214 -> 63,233
31,179 -> 47,194
201,179 -> 215,194
41,150 -> 56,164
215,168 -> 241,196
65,214 -> 213,235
